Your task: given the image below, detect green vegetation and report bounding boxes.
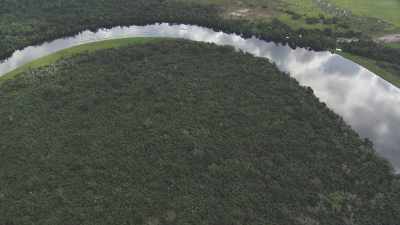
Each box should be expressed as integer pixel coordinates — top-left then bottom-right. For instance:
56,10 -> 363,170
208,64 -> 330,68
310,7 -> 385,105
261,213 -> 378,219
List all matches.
279,0 -> 336,30
330,0 -> 400,27
0,38 -> 164,83
386,43 -> 400,49
0,40 -> 399,225
189,0 -> 400,35
340,40 -> 400,87
338,52 -> 400,88
0,0 -> 222,60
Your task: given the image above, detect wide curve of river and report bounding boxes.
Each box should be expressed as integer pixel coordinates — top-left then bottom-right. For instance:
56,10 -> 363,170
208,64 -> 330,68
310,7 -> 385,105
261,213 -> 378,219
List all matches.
0,23 -> 399,172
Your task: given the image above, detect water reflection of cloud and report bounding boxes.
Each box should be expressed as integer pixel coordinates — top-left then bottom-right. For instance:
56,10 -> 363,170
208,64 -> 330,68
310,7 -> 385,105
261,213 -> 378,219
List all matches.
322,55 -> 361,75
294,49 -> 318,64
0,23 -> 400,172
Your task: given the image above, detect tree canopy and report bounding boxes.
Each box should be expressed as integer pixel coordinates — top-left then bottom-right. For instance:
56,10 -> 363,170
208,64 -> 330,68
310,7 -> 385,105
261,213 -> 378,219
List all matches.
0,40 -> 398,225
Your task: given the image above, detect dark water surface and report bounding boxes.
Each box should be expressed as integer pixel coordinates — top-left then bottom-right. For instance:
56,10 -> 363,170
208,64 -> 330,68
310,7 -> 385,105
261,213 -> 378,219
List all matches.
1,23 -> 399,172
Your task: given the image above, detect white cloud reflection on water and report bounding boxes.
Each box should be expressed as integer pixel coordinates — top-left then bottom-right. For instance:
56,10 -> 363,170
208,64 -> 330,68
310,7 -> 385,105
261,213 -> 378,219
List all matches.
1,23 -> 399,172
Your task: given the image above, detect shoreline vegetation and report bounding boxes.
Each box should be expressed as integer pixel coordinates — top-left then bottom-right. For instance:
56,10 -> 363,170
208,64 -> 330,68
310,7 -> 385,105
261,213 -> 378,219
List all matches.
0,38 -> 165,83
0,0 -> 399,88
0,39 -> 399,224
338,52 -> 400,88
3,34 -> 400,90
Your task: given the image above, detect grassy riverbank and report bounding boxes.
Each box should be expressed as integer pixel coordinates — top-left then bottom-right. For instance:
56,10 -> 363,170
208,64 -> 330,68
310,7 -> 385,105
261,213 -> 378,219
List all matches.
0,39 -> 399,225
0,38 -> 164,83
339,51 -> 400,88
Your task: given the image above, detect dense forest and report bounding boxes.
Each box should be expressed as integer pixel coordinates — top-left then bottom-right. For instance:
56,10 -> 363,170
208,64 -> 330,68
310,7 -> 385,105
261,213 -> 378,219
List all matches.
0,40 -> 399,225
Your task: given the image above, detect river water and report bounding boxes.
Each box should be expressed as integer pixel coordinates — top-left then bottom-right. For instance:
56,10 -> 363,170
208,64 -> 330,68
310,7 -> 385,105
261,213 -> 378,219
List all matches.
0,23 -> 399,172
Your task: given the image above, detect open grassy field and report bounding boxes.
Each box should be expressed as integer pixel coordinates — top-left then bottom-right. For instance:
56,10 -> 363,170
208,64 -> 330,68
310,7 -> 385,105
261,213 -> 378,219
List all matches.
180,0 -> 333,29
179,0 -> 397,34
386,42 -> 400,49
330,0 -> 400,27
282,0 -> 325,17
0,37 -> 163,83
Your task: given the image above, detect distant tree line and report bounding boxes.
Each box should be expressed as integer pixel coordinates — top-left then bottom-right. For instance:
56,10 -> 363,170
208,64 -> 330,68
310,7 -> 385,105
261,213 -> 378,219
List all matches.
340,40 -> 400,65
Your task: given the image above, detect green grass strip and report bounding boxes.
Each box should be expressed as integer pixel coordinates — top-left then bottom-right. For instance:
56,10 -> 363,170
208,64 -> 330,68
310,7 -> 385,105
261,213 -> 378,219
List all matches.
385,43 -> 400,49
339,51 -> 400,88
0,37 -> 165,83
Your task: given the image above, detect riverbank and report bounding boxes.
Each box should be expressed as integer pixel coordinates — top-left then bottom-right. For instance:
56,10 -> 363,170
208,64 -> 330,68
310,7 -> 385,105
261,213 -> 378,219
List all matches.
338,51 -> 400,88
0,38 -> 163,83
